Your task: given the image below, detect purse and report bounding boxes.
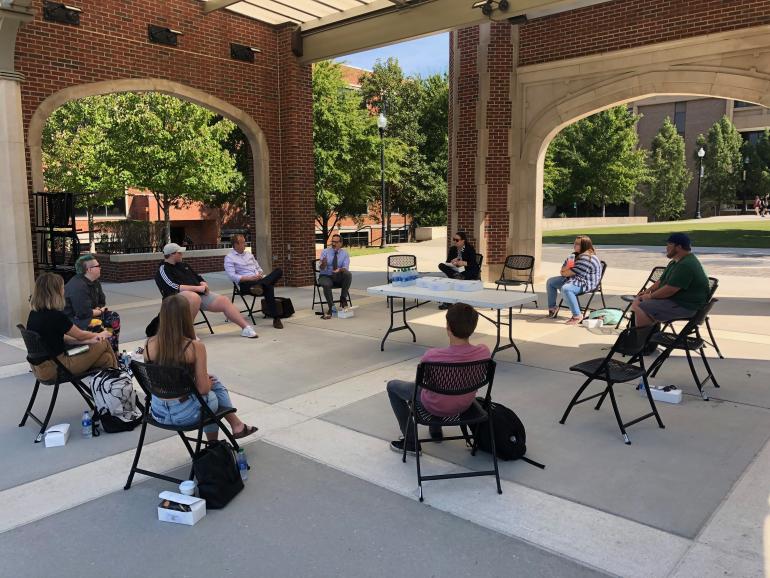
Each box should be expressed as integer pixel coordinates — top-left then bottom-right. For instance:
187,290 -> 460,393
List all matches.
192,441 -> 244,509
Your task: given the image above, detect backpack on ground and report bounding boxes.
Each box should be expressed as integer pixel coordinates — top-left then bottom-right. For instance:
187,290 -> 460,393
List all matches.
588,308 -> 624,327
90,367 -> 142,433
261,296 -> 294,319
467,397 -> 545,469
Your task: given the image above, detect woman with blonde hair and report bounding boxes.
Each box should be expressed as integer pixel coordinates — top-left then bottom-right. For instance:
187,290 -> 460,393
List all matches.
144,294 -> 257,441
26,272 -> 117,381
546,235 -> 603,325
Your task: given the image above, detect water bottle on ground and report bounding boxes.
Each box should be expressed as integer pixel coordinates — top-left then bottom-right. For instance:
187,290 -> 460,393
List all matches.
81,410 -> 92,439
237,448 -> 249,481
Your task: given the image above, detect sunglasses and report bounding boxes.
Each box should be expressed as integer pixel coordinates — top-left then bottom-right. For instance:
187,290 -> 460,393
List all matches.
453,238 -> 462,242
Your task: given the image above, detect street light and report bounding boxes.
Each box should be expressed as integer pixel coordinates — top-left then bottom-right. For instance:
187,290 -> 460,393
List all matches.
695,147 -> 705,219
377,111 -> 387,248
742,155 -> 750,214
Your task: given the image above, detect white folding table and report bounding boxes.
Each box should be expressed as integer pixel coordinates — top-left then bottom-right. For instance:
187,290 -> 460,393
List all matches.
366,283 -> 537,360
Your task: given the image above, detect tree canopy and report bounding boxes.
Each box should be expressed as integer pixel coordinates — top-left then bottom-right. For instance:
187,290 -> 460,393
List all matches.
641,117 -> 691,221
696,115 -> 744,214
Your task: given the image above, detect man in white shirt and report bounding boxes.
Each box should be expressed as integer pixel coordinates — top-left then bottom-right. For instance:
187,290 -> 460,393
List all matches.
224,234 -> 284,329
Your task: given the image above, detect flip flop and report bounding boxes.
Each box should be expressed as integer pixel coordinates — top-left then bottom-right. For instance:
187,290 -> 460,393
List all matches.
565,316 -> 583,325
233,424 -> 258,439
321,313 -> 332,320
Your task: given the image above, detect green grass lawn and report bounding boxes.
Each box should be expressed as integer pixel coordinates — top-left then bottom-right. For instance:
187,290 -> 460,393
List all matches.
347,246 -> 397,257
543,219 -> 770,248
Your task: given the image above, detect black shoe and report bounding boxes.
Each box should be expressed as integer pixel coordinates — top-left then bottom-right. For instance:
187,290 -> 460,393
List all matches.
249,285 -> 264,297
438,303 -> 450,310
273,317 -> 284,329
390,438 -> 421,456
429,427 -> 443,442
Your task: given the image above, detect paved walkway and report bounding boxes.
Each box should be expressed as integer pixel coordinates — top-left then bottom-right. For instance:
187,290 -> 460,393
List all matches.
0,242 -> 767,577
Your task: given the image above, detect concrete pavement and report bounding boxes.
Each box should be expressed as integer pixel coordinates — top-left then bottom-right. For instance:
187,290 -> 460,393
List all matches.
0,241 -> 767,577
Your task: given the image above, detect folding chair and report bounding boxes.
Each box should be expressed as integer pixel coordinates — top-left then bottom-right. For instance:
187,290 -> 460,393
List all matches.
124,361 -> 240,490
404,359 -> 501,502
495,254 -> 538,312
658,277 -> 723,359
646,299 -> 720,401
311,259 -> 353,313
559,325 -> 664,444
230,282 -> 262,325
616,266 -> 666,328
556,260 -> 607,318
16,324 -> 96,443
473,253 -> 484,280
386,254 -> 417,282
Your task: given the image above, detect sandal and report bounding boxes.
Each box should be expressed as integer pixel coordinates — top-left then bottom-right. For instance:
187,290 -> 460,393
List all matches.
565,316 -> 583,325
321,313 -> 332,320
232,424 -> 258,439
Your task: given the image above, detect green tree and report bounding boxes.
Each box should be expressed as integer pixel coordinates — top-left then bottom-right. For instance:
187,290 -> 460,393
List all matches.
696,116 -> 744,215
745,131 -> 770,201
313,61 -> 380,243
545,106 -> 650,216
42,95 -> 130,248
109,92 -> 244,243
642,117 -> 691,221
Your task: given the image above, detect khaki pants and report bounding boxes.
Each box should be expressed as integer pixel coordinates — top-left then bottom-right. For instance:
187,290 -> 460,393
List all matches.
32,340 -> 118,382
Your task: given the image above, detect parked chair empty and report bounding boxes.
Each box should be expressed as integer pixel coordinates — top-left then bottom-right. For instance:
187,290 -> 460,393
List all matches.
495,254 -> 538,312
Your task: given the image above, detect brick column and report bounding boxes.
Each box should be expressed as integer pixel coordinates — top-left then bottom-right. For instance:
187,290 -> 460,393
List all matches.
450,22 -> 515,281
276,26 -> 314,286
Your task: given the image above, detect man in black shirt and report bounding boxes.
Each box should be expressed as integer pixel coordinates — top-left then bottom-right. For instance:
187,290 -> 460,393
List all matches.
155,243 -> 258,338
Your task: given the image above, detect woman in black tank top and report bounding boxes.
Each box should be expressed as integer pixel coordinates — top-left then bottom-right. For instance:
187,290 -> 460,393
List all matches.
145,295 -> 257,441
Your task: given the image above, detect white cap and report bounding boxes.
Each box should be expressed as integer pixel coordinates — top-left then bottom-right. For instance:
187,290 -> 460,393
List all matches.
162,243 -> 186,256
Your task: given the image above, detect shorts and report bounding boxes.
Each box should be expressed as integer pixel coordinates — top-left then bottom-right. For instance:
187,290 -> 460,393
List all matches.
638,298 -> 696,322
199,292 -> 219,311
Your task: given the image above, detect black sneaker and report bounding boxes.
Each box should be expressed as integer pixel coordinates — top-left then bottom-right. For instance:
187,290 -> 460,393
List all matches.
390,438 -> 421,456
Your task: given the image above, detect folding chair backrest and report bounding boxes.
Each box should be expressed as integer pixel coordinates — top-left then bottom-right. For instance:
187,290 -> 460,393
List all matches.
311,259 -> 321,284
599,260 -> 608,283
387,254 -> 417,282
646,266 -> 666,289
503,254 -> 534,272
707,277 -> 719,300
16,324 -> 53,365
687,298 -> 717,329
613,325 -> 656,357
416,359 -> 496,396
476,253 -> 484,270
130,360 -> 197,400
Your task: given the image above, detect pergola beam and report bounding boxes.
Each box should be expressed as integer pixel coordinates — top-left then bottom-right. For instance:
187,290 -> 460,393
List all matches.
204,0 -> 243,13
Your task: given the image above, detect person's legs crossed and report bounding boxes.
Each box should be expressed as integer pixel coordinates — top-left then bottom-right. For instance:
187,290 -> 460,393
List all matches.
546,276 -> 567,310
207,377 -> 253,437
561,283 -> 584,318
387,380 -> 417,444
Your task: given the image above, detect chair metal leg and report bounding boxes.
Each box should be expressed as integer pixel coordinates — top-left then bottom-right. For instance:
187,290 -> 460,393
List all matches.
124,419 -> 149,490
699,346 -> 720,389
19,380 -> 41,427
605,385 -> 631,444
705,317 -> 724,359
412,417 -> 424,502
486,414 -> 503,495
35,382 -> 60,443
684,349 -> 708,400
639,374 -> 665,429
559,376 -> 594,424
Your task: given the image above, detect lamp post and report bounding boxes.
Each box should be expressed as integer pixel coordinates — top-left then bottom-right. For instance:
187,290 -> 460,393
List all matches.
742,155 -> 750,214
695,147 -> 705,219
377,111 -> 387,248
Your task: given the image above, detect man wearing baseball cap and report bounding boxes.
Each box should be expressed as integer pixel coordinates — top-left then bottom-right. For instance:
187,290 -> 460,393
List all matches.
630,233 -> 710,328
155,242 -> 258,338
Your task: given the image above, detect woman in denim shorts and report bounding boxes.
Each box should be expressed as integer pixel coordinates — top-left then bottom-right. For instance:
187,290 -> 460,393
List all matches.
144,294 -> 257,442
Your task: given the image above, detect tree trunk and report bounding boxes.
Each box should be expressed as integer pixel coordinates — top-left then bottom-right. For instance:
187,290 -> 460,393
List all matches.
162,193 -> 171,244
601,201 -> 606,218
87,207 -> 95,253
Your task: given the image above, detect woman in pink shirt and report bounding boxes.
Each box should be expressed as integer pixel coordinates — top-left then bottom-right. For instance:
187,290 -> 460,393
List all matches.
387,303 -> 490,455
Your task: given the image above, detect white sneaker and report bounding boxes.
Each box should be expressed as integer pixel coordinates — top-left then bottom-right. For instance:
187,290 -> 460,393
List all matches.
241,326 -> 258,339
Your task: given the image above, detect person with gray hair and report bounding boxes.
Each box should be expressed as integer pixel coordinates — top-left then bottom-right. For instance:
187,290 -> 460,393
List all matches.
64,254 -> 121,353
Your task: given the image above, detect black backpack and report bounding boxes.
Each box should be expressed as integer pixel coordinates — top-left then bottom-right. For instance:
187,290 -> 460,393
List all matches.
468,397 -> 544,469
261,296 -> 294,319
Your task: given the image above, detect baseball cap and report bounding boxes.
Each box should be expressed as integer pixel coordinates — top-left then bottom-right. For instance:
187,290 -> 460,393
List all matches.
162,242 -> 186,256
665,233 -> 691,251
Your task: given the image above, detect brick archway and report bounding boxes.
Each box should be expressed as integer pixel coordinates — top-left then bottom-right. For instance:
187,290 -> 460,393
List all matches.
27,78 -> 273,268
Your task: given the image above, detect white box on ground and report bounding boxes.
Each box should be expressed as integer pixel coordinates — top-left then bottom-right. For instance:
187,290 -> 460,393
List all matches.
639,381 -> 682,404
157,491 -> 206,526
336,307 -> 355,319
44,423 -> 70,447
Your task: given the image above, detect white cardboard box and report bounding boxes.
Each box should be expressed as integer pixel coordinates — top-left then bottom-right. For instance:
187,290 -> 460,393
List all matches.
337,307 -> 355,319
157,491 -> 206,526
639,383 -> 683,404
45,423 -> 70,447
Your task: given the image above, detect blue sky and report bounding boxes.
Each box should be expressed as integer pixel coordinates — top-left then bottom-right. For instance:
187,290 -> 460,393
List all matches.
334,33 -> 449,77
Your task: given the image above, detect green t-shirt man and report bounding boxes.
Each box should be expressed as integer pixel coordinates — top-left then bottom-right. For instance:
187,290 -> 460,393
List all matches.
659,253 -> 709,311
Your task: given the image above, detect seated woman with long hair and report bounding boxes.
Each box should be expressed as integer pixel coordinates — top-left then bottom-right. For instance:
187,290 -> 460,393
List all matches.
144,294 -> 257,441
546,235 -> 602,325
26,272 -> 117,381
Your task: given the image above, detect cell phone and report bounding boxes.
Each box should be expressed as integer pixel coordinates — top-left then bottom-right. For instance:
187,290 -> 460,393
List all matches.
65,345 -> 89,356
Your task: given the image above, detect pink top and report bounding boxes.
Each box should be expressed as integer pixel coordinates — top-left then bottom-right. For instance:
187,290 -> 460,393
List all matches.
420,343 -> 491,416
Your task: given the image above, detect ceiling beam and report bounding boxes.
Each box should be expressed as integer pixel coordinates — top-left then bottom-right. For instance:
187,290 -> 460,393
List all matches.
204,0 -> 242,13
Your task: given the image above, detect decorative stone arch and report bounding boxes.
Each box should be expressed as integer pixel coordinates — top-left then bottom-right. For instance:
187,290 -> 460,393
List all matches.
27,78 -> 272,267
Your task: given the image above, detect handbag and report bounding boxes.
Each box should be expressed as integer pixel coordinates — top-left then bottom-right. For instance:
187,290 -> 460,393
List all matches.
192,441 -> 244,509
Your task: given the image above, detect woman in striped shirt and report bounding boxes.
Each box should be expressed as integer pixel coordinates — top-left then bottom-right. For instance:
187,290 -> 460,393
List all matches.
546,235 -> 602,325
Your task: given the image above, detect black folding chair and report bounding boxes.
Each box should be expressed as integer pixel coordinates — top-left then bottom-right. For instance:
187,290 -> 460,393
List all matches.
386,254 -> 417,282
495,254 -> 538,312
646,299 -> 720,401
230,282 -> 263,325
16,324 -> 96,443
311,258 -> 353,313
616,266 -> 666,328
556,260 -> 607,318
124,361 -> 241,490
658,277 -> 723,359
559,325 -> 664,445
404,359 -> 501,502
473,253 -> 484,280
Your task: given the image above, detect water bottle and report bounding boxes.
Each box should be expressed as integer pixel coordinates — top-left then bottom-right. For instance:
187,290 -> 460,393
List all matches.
237,448 -> 249,481
81,410 -> 92,439
120,350 -> 129,369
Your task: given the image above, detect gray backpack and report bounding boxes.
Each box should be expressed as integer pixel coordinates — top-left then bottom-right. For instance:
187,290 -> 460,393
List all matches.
90,368 -> 142,432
